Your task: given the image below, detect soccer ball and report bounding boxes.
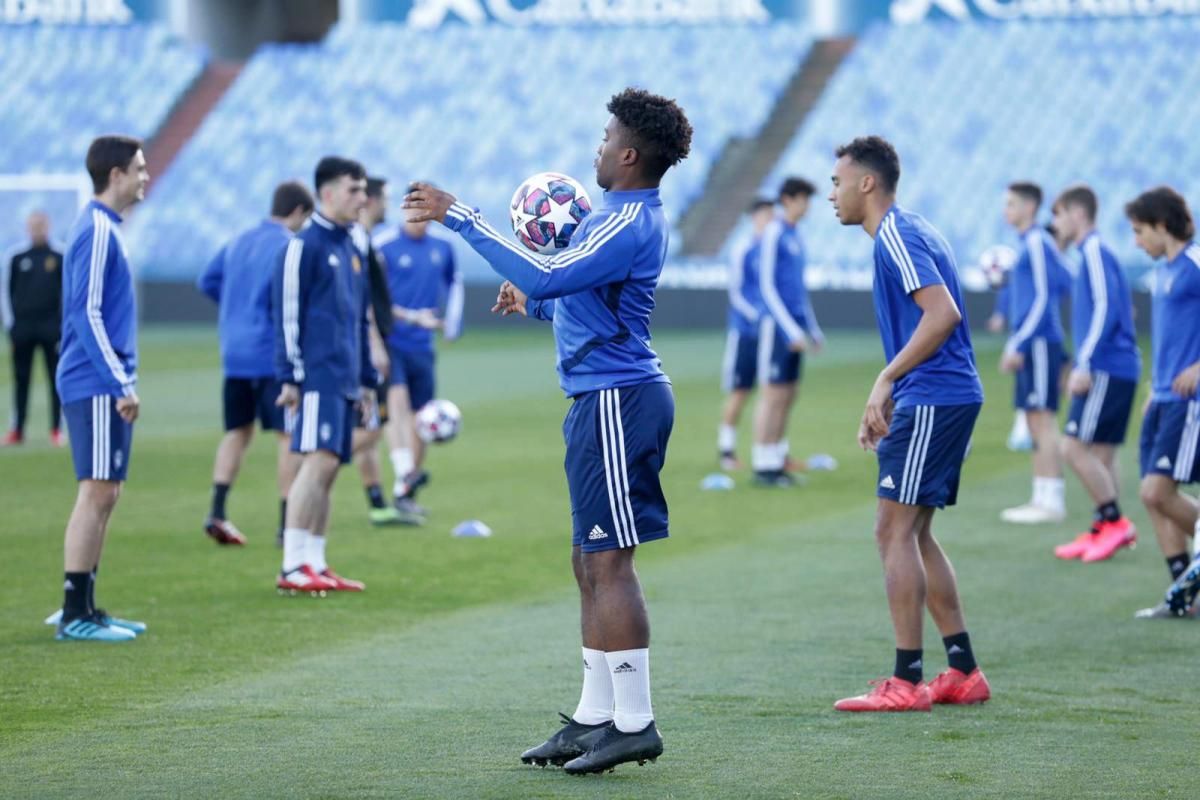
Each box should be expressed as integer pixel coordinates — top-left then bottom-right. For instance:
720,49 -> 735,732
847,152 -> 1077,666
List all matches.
510,172 -> 592,254
978,244 -> 1018,289
415,399 -> 462,444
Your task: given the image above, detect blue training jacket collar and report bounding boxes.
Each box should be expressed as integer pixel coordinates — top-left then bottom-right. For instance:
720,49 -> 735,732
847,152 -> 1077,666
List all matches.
602,187 -> 662,208
90,199 -> 122,223
311,210 -> 350,233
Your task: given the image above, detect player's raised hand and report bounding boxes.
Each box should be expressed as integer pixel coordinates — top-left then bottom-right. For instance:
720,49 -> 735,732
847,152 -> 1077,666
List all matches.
116,392 -> 139,423
1172,361 -> 1200,398
403,182 -> 455,224
491,281 -> 528,317
276,383 -> 300,410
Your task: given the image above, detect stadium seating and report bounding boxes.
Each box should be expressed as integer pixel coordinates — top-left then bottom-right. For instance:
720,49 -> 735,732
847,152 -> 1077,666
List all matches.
128,23 -> 812,281
760,16 -> 1200,283
0,25 -> 206,249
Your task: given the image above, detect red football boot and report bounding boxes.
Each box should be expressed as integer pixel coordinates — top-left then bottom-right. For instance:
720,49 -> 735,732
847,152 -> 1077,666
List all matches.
277,565 -> 336,596
834,677 -> 932,712
49,428 -> 66,447
205,517 -> 247,546
320,567 -> 365,592
1054,527 -> 1099,560
3,430 -> 23,446
1081,517 -> 1137,562
928,668 -> 991,705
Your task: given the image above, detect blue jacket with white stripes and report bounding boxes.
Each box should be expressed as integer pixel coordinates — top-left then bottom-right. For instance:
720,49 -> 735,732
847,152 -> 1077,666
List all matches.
198,219 -> 292,379
56,200 -> 137,404
272,211 -> 376,400
1070,231 -> 1140,381
1005,226 -> 1071,356
758,216 -> 822,346
374,227 -> 464,352
727,234 -> 761,336
443,188 -> 671,397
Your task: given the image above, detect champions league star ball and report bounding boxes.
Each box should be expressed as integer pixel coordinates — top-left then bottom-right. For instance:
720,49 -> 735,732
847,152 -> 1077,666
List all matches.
510,172 -> 592,254
416,399 -> 462,445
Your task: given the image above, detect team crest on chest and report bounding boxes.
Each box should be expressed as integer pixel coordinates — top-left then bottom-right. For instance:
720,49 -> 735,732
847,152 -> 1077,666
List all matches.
352,254 -> 361,273
44,255 -> 58,272
19,257 -> 32,272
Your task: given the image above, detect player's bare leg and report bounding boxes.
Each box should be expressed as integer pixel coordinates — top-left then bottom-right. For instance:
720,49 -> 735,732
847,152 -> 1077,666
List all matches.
205,423 -> 253,545
718,388 -> 750,469
752,383 -> 797,486
354,425 -> 401,525
278,450 -> 340,595
1003,409 -> 1066,523
561,548 -> 662,774
387,385 -> 426,522
1141,475 -> 1197,575
1058,440 -> 1135,560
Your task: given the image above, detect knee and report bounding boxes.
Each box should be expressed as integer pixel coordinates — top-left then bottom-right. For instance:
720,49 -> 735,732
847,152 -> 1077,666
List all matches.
1140,478 -> 1170,510
1060,436 -> 1082,463
582,550 -> 634,586
83,480 -> 121,510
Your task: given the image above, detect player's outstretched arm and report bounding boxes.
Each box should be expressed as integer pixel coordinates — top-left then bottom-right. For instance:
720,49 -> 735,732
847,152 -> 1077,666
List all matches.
404,183 -> 632,300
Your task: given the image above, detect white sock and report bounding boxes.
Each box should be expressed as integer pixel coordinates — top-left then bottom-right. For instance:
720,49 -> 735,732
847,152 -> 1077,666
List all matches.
282,528 -> 308,573
390,448 -> 414,491
306,533 -> 328,573
717,424 -> 736,453
606,648 -> 653,733
1038,477 -> 1065,512
751,443 -> 772,471
778,439 -> 790,459
572,647 -> 614,725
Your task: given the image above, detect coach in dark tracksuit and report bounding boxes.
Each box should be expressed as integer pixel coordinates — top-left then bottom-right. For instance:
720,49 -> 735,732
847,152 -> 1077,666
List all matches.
2,211 -> 64,444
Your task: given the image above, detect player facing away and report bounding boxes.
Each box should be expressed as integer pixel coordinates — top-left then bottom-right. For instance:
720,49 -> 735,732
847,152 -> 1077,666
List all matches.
374,191 -> 464,521
404,88 -> 692,772
272,157 -> 377,595
1049,185 -> 1141,563
198,181 -> 313,546
829,136 -> 989,711
53,136 -> 149,641
349,176 -> 407,527
717,198 -> 773,470
999,182 -> 1073,524
751,177 -> 825,487
1122,188 -> 1200,618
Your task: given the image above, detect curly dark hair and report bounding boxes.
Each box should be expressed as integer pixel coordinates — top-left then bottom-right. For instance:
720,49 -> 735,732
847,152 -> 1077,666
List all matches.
834,136 -> 900,194
1125,186 -> 1195,241
607,88 -> 692,181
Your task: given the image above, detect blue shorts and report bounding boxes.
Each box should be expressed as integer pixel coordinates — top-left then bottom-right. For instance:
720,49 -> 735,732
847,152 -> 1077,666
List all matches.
291,391 -> 355,464
387,346 -> 435,411
1139,399 -> 1200,483
565,382 -> 673,552
721,329 -> 758,392
758,317 -> 803,386
63,395 -> 134,481
876,403 -> 981,508
1014,337 -> 1064,411
223,377 -> 287,433
1064,372 -> 1137,445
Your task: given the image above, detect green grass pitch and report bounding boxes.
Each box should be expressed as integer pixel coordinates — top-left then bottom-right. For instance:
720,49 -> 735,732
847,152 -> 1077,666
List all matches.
0,325 -> 1195,799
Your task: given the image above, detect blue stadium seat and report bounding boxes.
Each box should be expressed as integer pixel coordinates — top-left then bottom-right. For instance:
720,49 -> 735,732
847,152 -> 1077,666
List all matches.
759,17 -> 1200,282
0,25 -> 206,250
129,23 -> 811,281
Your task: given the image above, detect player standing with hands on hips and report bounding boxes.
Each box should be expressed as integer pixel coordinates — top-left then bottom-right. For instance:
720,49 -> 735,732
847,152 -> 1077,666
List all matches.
404,88 -> 691,774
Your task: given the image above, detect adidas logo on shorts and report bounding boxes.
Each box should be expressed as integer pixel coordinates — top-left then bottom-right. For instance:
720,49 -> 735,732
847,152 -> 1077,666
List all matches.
1065,421 -> 1078,434
588,525 -> 607,541
880,475 -> 896,490
1157,456 -> 1172,470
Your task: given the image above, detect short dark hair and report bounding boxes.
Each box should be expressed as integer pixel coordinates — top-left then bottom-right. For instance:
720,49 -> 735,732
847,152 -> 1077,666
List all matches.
271,180 -> 314,218
1125,186 -> 1195,241
607,88 -> 693,181
314,156 -> 367,193
779,177 -> 815,199
1008,181 -> 1043,209
749,197 -> 775,213
366,176 -> 388,199
834,136 -> 900,194
86,135 -> 143,194
1055,184 -> 1097,221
